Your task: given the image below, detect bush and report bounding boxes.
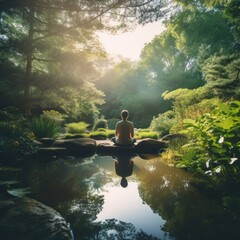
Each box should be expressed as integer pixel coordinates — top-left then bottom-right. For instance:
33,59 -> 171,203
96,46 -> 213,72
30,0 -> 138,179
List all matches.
31,117 -> 62,139
107,118 -> 119,129
42,110 -> 65,123
93,119 -> 108,130
64,133 -> 89,139
65,122 -> 90,134
179,100 -> 240,179
137,128 -> 150,132
89,131 -> 107,140
135,131 -> 159,139
0,121 -> 37,161
150,111 -> 176,137
106,129 -> 115,138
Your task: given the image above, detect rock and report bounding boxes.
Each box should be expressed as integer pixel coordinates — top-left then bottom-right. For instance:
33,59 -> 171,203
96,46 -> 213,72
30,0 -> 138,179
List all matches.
96,142 -> 135,155
35,147 -> 68,160
0,197 -> 73,240
135,139 -> 168,154
39,138 -> 55,147
53,138 -> 96,157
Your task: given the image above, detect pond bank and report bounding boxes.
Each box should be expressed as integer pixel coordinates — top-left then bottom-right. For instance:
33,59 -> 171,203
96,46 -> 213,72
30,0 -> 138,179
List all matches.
35,138 -> 169,159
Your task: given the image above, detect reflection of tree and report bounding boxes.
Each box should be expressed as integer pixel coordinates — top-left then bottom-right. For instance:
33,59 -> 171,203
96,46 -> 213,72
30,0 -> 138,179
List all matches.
94,219 -> 160,240
136,160 -> 240,240
25,158 -> 105,239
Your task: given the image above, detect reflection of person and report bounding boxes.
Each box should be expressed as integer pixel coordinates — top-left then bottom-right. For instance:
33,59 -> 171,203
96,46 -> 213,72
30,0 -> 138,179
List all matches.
111,110 -> 136,146
114,154 -> 134,188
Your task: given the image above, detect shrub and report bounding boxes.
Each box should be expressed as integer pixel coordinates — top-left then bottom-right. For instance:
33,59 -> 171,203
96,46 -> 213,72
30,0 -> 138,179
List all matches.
42,110 -> 65,123
31,117 -> 62,139
64,133 -> 89,139
65,122 -> 90,134
89,131 -> 107,140
96,128 -> 107,132
93,119 -> 108,131
150,111 -> 176,137
106,129 -> 115,138
135,131 -> 159,139
179,100 -> 240,179
0,121 -> 37,161
137,128 -> 150,132
107,118 -> 119,129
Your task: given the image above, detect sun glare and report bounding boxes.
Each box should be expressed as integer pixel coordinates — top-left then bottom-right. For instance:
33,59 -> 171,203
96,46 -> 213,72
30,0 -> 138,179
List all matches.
98,21 -> 165,61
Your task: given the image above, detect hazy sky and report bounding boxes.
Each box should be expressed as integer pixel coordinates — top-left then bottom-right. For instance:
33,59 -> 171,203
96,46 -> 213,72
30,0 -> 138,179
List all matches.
98,21 -> 165,61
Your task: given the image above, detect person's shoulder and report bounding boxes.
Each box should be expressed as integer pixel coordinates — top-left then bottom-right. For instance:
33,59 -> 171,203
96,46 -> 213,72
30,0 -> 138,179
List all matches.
116,120 -> 123,125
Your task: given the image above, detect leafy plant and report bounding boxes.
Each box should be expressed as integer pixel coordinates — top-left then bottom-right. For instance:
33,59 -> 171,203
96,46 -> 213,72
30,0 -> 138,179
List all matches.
31,117 -> 62,139
65,122 -> 90,134
0,121 -> 37,161
179,100 -> 240,179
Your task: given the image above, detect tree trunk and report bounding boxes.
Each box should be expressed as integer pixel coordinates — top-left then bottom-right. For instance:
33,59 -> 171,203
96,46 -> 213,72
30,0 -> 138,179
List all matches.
24,7 -> 34,117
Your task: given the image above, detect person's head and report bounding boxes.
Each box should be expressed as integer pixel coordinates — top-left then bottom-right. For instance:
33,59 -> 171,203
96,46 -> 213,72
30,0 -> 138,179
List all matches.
121,110 -> 129,120
120,177 -> 128,188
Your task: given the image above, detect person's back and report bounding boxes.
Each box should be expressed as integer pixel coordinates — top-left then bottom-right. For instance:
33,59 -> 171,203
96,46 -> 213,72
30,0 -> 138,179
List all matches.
112,110 -> 136,146
116,120 -> 134,145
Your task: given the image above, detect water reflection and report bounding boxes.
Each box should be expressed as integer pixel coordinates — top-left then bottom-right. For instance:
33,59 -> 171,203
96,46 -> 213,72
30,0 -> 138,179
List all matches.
1,154 -> 240,240
135,159 -> 240,240
113,153 -> 135,188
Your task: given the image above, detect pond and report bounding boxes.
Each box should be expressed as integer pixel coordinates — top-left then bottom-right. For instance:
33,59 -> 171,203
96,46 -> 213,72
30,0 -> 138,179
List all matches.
1,154 -> 240,240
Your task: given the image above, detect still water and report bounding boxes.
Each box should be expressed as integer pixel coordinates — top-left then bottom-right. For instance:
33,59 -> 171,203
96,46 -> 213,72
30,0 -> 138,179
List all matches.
1,154 -> 240,240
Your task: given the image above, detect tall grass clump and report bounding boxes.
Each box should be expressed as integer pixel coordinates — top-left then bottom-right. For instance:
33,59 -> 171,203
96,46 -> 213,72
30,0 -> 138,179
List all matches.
31,117 -> 62,139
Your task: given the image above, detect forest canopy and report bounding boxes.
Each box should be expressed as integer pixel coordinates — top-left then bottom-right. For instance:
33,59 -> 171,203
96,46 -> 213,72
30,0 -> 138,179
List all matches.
0,0 -> 239,127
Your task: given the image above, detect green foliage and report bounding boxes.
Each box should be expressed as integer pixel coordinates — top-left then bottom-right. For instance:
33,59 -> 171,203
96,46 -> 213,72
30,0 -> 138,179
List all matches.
41,110 -> 65,123
107,118 -> 119,129
31,117 -> 62,139
65,122 -> 90,134
150,111 -> 176,137
93,119 -> 108,131
64,133 -> 89,139
135,131 -> 159,139
89,131 -> 107,140
179,100 -> 240,178
202,54 -> 240,98
0,120 -> 37,161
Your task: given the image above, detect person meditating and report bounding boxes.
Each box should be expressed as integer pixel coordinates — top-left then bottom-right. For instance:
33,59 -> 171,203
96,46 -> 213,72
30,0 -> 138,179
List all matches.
111,110 -> 136,146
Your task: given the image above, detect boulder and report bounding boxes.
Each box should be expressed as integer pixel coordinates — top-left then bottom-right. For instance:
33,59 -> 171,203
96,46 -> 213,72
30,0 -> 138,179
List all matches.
35,147 -> 68,160
96,142 -> 135,155
0,197 -> 73,240
53,138 -> 96,157
39,138 -> 55,147
135,139 -> 168,154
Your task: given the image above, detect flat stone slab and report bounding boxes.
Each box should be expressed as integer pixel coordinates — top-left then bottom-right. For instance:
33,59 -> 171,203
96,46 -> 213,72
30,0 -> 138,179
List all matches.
96,139 -> 168,156
96,142 -> 136,155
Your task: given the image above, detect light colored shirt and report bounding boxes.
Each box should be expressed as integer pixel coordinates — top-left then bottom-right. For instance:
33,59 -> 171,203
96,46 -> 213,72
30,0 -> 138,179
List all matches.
115,120 -> 134,145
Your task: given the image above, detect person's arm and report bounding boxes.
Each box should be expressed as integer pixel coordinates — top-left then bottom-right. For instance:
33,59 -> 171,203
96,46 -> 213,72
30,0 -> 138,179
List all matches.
115,123 -> 119,137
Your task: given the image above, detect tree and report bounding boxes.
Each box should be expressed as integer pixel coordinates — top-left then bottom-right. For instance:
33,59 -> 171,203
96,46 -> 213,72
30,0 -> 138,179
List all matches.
202,54 -> 240,98
0,0 -> 169,117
